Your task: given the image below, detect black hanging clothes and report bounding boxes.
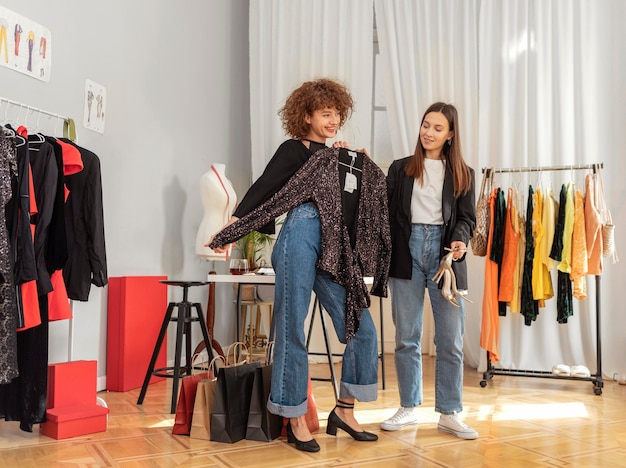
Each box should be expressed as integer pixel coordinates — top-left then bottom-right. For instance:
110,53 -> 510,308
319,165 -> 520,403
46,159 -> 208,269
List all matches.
521,185 -> 539,325
58,139 -> 108,301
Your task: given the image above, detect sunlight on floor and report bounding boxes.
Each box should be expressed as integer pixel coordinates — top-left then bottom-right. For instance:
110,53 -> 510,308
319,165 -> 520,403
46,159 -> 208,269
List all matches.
149,418 -> 175,429
484,402 -> 589,421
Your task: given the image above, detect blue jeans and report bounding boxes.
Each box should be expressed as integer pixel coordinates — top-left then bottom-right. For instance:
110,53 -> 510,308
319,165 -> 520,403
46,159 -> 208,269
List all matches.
389,223 -> 465,414
267,203 -> 379,418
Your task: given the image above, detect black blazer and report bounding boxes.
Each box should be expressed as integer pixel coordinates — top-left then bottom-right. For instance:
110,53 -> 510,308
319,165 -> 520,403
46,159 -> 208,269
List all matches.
59,139 -> 108,301
386,156 -> 476,289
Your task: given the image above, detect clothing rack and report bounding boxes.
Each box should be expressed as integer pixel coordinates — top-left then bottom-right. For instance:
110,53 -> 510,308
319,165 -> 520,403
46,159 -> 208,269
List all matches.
0,96 -> 75,140
479,163 -> 604,395
1,96 -> 77,362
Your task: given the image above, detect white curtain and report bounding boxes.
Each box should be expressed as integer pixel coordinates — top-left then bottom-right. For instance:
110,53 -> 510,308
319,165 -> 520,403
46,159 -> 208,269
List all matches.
374,0 -> 480,161
374,0 -> 480,360
249,0 -> 626,378
249,0 -> 374,180
376,0 -> 616,374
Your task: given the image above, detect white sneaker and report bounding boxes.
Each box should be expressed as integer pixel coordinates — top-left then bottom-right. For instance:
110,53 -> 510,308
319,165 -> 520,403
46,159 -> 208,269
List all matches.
438,412 -> 478,440
380,407 -> 418,431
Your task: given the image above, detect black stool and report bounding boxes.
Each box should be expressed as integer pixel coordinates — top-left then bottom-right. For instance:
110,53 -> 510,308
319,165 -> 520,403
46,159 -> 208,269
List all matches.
137,280 -> 214,413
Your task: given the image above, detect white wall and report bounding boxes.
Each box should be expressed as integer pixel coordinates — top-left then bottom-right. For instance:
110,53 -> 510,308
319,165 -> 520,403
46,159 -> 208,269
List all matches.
1,0 -> 251,389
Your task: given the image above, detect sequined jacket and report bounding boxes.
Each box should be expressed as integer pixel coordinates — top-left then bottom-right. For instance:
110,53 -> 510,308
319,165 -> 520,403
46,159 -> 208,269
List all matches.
210,147 -> 391,340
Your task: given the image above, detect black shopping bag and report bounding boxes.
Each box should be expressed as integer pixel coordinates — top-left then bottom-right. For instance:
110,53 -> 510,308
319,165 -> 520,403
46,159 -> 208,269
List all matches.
245,363 -> 282,441
210,360 -> 260,443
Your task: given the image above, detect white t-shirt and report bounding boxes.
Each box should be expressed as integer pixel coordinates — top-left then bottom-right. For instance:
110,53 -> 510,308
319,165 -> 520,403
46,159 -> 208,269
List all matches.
410,158 -> 445,224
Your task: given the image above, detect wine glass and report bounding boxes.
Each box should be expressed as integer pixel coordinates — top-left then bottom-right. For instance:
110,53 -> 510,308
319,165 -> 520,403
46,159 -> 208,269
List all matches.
229,259 -> 249,275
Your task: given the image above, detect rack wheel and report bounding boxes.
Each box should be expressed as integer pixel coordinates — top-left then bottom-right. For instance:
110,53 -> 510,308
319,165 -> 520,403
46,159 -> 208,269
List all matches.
594,387 -> 602,395
480,380 -> 487,387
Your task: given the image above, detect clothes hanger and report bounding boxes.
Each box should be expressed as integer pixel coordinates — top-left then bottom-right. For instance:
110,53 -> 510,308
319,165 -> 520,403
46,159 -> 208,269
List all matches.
338,149 -> 362,172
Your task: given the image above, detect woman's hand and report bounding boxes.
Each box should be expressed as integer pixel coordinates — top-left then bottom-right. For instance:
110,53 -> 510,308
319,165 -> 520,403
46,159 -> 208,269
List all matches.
333,140 -> 370,157
449,241 -> 467,261
204,216 -> 239,252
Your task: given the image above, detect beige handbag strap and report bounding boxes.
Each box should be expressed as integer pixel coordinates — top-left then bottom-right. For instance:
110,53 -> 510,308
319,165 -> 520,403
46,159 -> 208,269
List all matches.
595,164 -> 609,222
478,167 -> 493,198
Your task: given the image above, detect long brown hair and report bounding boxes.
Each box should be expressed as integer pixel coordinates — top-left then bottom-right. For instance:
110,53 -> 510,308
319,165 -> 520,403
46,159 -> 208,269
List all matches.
406,102 -> 472,197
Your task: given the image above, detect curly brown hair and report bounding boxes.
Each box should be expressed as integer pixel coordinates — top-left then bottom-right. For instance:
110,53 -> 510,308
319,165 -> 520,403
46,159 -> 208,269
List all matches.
278,78 -> 354,139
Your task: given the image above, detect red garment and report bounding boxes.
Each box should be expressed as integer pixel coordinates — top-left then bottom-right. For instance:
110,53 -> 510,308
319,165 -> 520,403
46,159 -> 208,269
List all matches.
55,138 -> 83,201
48,270 -> 72,321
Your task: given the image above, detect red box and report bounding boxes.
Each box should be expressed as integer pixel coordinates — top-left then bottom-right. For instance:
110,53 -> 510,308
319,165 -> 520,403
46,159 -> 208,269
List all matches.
40,405 -> 109,439
107,276 -> 168,391
41,360 -> 109,440
47,360 -> 97,409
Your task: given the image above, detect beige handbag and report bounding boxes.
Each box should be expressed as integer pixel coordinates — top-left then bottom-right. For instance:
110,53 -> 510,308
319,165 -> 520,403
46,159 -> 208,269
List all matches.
596,164 -> 618,263
471,167 -> 494,257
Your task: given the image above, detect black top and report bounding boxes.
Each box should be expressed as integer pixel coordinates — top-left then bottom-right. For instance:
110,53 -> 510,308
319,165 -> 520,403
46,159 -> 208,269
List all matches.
338,149 -> 363,248
233,139 -> 325,234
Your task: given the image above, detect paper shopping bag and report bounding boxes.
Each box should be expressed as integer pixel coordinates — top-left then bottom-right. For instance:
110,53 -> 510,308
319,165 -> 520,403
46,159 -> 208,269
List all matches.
189,377 -> 217,440
245,363 -> 282,441
171,371 -> 211,435
209,360 -> 260,443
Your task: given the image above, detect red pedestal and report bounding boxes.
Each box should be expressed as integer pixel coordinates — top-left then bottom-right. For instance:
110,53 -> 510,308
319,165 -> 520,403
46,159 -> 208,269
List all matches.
106,276 -> 168,391
40,360 -> 110,440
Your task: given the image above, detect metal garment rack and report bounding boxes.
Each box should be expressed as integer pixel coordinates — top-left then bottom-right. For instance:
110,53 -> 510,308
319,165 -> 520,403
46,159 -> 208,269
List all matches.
479,163 -> 604,395
1,96 -> 72,131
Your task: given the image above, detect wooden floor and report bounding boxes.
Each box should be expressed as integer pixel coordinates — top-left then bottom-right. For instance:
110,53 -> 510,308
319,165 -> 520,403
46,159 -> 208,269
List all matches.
1,356 -> 626,467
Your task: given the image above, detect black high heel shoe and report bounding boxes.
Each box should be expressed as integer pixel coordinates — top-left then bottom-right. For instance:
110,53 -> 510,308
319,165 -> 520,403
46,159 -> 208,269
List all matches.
326,399 -> 378,441
286,421 -> 320,452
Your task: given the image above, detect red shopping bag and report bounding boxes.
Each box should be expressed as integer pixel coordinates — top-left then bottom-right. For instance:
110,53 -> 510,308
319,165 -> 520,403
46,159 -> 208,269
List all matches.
172,371 -> 212,435
281,374 -> 320,435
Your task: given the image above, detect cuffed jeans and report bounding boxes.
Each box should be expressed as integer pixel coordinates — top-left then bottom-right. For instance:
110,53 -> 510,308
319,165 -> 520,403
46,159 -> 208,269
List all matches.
389,223 -> 465,414
267,203 -> 378,418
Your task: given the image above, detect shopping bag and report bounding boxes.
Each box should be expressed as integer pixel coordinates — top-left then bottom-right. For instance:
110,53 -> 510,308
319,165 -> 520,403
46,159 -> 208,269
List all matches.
189,356 -> 224,440
280,374 -> 320,436
245,343 -> 282,441
189,378 -> 218,439
171,371 -> 212,435
210,360 -> 261,443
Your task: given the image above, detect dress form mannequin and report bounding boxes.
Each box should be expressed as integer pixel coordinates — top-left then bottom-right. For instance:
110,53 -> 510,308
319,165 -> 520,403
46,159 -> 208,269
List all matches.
195,164 -> 237,260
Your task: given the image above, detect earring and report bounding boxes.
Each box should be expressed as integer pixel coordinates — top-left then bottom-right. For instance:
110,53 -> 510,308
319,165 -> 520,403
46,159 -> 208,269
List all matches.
447,139 -> 452,146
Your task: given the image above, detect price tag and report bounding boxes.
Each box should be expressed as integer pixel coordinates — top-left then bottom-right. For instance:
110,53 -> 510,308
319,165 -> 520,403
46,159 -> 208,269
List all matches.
344,172 -> 358,193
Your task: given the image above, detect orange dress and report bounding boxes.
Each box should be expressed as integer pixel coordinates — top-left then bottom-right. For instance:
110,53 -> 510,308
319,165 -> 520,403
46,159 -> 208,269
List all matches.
480,188 -> 500,363
498,188 -> 519,302
584,173 -> 603,275
570,189 -> 588,299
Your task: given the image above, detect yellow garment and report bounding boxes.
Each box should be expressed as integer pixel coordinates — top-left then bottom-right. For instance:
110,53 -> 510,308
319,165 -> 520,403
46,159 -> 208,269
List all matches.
571,189 -> 588,299
531,188 -> 553,303
557,182 -> 575,274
